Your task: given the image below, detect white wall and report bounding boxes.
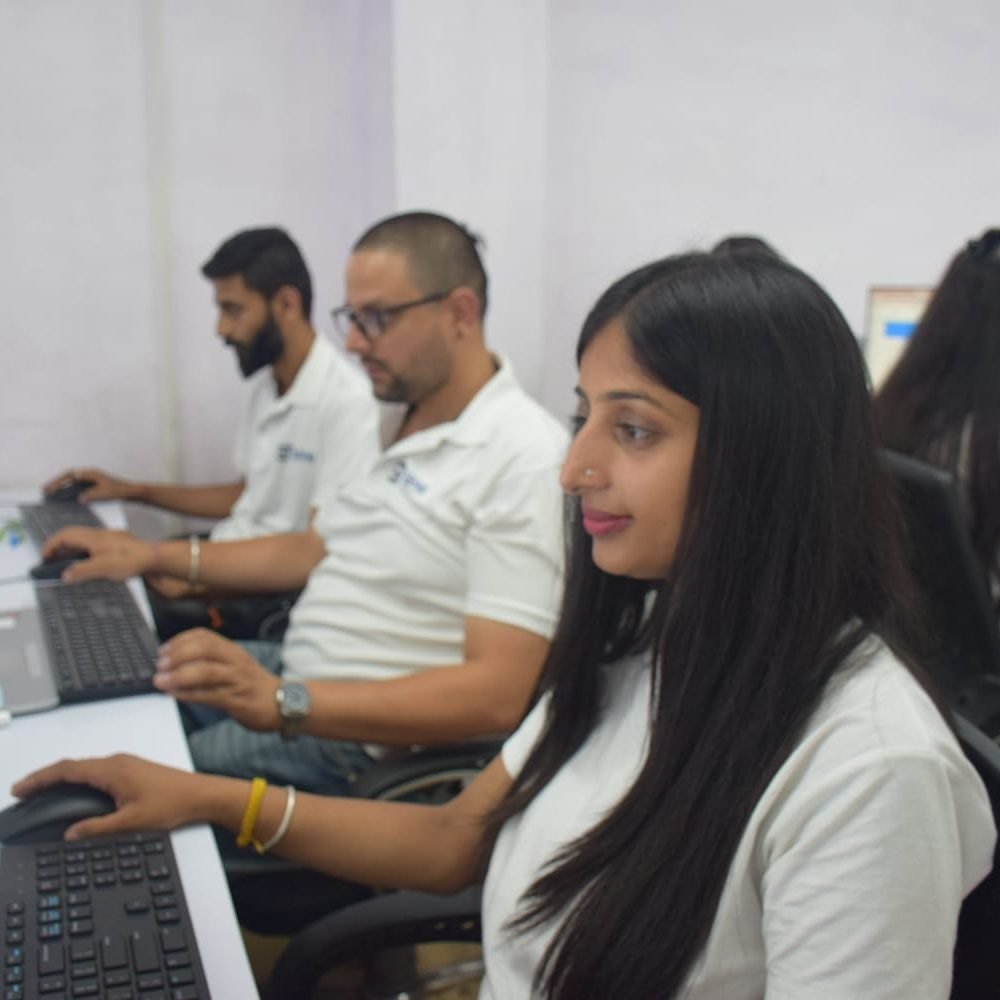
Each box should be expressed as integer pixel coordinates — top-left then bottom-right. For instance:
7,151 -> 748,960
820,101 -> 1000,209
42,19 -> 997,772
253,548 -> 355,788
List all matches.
537,0 -> 1000,414
0,0 -> 394,487
2,0 -> 998,488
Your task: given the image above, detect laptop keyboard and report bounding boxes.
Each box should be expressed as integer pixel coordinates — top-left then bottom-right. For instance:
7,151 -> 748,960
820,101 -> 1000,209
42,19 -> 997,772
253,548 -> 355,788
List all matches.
34,582 -> 159,704
1,831 -> 211,999
18,504 -> 104,548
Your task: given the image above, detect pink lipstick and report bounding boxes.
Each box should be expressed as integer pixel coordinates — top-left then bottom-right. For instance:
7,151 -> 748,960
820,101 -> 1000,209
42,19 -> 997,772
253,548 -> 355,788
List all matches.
581,507 -> 632,536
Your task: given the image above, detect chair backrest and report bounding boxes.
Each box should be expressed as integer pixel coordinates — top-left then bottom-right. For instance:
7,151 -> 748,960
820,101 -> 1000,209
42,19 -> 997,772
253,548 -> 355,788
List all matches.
951,714 -> 1000,999
882,450 -> 1000,727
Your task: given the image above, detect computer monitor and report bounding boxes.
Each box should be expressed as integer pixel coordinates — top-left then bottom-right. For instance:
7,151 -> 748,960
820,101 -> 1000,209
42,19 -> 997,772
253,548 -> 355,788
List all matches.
863,286 -> 933,390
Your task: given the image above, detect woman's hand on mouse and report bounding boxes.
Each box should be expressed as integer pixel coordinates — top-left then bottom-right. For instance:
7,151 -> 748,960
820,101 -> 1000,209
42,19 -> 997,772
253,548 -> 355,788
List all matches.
11,755 -> 212,840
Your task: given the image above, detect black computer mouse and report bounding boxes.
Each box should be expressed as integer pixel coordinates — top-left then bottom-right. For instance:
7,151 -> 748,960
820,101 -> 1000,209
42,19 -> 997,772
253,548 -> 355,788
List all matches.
45,478 -> 96,503
29,551 -> 88,580
0,782 -> 117,845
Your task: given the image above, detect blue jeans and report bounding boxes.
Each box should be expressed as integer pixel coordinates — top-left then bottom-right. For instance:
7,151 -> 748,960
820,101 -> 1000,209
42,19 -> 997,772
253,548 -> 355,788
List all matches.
183,640 -> 375,795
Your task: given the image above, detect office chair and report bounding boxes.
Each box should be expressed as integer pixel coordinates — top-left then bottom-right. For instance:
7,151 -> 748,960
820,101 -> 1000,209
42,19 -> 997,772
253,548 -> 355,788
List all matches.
263,885 -> 483,1000
260,712 -> 1000,1000
950,713 -> 1000,999
882,450 -> 1000,734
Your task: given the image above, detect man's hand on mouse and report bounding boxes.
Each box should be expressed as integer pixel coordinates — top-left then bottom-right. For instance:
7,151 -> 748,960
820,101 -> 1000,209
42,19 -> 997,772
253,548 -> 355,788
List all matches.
154,630 -> 282,732
11,755 -> 205,840
40,527 -> 156,583
42,467 -> 138,504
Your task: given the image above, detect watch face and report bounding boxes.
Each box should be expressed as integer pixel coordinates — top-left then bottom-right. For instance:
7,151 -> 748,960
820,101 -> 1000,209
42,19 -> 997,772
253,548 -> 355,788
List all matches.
279,682 -> 310,718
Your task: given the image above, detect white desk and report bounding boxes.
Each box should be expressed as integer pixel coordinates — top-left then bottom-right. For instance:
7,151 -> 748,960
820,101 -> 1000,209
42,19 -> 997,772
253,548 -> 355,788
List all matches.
0,493 -> 259,998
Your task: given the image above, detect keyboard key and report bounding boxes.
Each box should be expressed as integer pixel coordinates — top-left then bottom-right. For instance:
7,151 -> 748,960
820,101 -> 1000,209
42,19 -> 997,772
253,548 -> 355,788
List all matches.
38,942 -> 65,975
100,934 -> 127,969
159,926 -> 186,953
129,930 -> 159,974
69,942 -> 95,962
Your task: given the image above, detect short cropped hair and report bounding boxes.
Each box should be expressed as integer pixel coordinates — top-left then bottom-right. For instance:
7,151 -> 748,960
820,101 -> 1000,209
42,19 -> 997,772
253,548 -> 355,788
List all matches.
201,227 -> 313,319
353,211 -> 488,320
711,235 -> 783,261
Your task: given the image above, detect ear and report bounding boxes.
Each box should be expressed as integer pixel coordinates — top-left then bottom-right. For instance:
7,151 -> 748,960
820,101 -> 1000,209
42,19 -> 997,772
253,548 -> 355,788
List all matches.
272,285 -> 303,321
448,287 -> 482,336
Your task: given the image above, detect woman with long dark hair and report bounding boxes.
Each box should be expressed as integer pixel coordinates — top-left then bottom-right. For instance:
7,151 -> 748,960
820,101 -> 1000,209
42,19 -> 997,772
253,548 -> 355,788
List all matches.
15,251 -> 996,998
875,228 -> 1000,592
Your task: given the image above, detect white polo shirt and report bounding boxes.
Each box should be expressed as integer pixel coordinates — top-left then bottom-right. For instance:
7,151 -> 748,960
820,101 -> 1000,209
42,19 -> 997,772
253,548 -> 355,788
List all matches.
211,335 -> 377,541
482,641 -> 996,999
281,359 -> 568,683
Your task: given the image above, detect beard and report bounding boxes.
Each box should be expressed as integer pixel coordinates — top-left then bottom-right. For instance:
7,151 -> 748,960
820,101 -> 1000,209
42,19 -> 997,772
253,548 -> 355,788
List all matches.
227,311 -> 284,378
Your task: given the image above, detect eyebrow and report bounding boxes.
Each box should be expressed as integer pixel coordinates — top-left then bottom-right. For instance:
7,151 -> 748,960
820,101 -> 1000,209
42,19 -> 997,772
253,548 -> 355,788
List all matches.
573,386 -> 691,420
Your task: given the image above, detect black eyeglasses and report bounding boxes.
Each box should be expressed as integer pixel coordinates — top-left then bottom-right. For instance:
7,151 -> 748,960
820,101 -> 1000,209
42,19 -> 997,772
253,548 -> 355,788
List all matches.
330,291 -> 453,343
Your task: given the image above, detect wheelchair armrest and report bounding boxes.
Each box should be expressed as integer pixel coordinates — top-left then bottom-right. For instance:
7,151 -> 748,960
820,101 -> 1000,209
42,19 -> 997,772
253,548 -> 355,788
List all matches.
264,885 -> 483,1000
352,741 -> 502,800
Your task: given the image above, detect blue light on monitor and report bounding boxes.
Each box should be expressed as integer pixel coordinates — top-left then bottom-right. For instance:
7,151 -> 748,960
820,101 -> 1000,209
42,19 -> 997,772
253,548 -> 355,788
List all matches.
885,321 -> 917,339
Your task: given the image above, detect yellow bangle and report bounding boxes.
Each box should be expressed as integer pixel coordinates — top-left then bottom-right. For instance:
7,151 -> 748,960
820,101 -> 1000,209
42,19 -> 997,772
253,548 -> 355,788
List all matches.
236,777 -> 268,851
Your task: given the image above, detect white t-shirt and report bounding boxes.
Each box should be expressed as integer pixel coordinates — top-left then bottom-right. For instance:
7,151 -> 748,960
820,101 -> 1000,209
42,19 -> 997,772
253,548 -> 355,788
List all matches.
280,359 -> 568,684
482,640 -> 996,999
210,335 -> 377,541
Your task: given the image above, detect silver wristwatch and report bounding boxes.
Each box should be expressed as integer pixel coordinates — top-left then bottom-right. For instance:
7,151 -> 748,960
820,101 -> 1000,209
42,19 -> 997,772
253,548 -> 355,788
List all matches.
275,681 -> 311,741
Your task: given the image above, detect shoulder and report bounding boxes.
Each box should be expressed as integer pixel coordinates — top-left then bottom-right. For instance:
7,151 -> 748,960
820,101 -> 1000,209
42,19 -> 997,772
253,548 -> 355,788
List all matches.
758,640 -> 985,847
473,361 -> 569,468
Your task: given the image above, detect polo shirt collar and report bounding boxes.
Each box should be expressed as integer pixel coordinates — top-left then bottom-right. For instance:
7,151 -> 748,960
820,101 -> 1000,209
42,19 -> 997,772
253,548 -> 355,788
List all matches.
271,335 -> 335,412
379,355 -> 518,454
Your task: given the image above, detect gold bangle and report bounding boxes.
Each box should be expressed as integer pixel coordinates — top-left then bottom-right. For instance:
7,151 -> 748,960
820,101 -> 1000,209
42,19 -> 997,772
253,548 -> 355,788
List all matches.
259,786 -> 297,854
236,777 -> 268,851
188,535 -> 201,585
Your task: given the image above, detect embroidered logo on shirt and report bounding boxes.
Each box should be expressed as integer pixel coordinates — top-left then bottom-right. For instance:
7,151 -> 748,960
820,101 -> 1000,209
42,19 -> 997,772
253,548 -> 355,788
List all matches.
389,459 -> 427,493
277,443 -> 315,463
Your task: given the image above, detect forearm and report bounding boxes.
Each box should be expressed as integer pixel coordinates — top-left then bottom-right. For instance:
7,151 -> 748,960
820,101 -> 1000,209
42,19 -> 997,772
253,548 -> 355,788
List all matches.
132,481 -> 244,519
193,774 -> 485,893
303,661 -> 533,745
153,530 -> 323,592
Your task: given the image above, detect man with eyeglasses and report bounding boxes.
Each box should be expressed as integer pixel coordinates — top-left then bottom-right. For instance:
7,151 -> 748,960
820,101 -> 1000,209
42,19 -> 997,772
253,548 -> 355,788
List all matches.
43,227 -> 378,641
44,211 -> 568,795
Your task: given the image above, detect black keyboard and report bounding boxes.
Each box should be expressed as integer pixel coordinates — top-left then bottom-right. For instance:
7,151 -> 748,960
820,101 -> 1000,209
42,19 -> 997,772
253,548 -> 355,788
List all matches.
1,830 -> 211,999
18,504 -> 104,548
34,582 -> 159,704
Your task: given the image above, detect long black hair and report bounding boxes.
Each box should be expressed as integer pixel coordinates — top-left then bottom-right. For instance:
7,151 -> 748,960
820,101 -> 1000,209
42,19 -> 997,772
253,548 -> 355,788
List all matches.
875,228 -> 1000,590
492,251 -> 922,997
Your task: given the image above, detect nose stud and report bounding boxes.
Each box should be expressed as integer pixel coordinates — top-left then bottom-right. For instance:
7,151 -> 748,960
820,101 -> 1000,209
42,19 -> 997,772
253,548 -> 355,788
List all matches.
584,468 -> 595,478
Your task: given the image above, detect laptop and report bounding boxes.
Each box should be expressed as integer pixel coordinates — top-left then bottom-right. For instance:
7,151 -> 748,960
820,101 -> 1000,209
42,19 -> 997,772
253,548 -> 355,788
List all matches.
0,605 -> 59,715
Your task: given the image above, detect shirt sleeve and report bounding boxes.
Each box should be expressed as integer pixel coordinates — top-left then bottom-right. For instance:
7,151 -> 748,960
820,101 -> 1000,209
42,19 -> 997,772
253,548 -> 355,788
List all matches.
231,386 -> 255,477
760,744 -> 996,999
309,384 -> 379,508
501,694 -> 550,781
465,459 -> 566,639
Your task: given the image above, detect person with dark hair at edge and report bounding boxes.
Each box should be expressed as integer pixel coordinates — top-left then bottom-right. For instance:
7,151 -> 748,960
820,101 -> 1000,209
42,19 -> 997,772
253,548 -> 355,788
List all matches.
875,227 -> 1000,600
40,211 -> 567,796
22,250 -> 994,997
44,227 -> 378,638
